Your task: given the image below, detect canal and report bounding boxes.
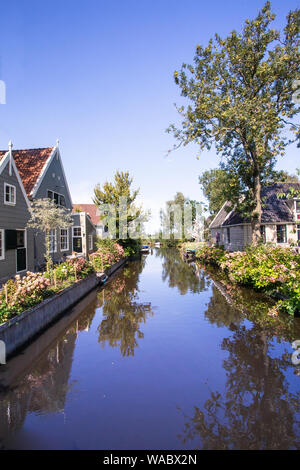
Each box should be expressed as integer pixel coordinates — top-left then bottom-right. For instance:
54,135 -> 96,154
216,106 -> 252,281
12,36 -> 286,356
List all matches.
0,249 -> 300,450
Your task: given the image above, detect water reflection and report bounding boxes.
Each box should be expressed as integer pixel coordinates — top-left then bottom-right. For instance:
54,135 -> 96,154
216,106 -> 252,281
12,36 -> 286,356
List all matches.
0,250 -> 299,449
0,296 -> 97,448
97,259 -> 154,357
157,248 -> 210,295
180,322 -> 300,450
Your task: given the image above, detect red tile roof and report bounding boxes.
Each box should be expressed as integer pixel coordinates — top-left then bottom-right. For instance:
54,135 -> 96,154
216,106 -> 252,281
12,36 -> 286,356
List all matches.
73,204 -> 101,226
0,147 -> 54,196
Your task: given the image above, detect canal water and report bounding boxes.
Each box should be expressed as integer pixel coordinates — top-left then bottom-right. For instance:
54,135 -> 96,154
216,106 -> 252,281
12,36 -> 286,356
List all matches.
0,249 -> 299,450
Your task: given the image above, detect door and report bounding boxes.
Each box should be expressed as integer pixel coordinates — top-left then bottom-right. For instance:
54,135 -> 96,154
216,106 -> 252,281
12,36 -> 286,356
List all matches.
73,226 -> 83,253
16,230 -> 26,272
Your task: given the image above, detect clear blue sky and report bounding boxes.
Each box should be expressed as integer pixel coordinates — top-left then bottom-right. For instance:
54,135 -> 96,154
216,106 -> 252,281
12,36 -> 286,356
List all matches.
0,0 -> 299,231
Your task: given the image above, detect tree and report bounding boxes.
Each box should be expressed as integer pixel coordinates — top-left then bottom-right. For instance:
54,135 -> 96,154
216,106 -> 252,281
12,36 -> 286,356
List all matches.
199,169 -> 240,215
27,198 -> 73,271
168,2 -> 300,244
93,171 -> 147,239
199,168 -> 300,216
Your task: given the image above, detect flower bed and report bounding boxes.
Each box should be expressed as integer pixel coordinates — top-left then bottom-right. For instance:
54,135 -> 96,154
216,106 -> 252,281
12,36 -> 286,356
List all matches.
90,240 -> 124,271
0,257 -> 94,324
196,244 -> 300,315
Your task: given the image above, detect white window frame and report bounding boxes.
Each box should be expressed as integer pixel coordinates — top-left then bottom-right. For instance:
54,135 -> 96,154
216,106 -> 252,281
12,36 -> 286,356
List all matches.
0,229 -> 5,260
47,189 -> 66,207
88,234 -> 93,250
49,229 -> 57,253
4,183 -> 16,206
60,228 -> 69,252
72,226 -> 82,237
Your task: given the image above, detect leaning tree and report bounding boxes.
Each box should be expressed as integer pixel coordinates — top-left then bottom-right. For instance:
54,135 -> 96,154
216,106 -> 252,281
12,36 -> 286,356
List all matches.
168,2 -> 300,244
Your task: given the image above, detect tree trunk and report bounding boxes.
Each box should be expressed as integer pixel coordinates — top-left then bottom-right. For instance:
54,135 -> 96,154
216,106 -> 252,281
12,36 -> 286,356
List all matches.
251,167 -> 262,246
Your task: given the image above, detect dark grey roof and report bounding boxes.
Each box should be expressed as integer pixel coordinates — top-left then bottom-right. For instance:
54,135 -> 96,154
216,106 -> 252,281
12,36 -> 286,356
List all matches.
209,201 -> 233,228
213,183 -> 300,227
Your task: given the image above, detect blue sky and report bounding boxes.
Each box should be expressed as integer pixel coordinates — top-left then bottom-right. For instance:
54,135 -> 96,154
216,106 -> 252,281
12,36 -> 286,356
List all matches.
0,0 -> 299,231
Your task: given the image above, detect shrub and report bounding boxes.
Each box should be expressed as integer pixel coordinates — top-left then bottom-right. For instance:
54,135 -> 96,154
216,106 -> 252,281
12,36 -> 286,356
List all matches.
91,240 -> 124,271
0,272 -> 51,321
196,244 -> 300,315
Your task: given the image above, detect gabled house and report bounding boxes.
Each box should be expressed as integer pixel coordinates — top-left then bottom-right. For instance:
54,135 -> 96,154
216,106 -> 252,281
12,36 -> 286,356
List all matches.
209,183 -> 300,251
73,203 -> 106,238
0,141 -> 74,273
0,142 -> 34,281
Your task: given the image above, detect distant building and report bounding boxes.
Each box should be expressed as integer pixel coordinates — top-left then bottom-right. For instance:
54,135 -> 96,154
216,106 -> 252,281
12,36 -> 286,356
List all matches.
73,203 -> 107,238
209,183 -> 300,251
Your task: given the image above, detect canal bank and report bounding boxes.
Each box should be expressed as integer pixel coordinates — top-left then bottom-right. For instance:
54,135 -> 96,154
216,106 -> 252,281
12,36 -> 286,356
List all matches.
0,257 -> 128,359
0,249 -> 299,450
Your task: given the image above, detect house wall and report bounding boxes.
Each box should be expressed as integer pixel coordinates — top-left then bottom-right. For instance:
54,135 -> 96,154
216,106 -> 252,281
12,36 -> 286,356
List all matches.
0,161 -> 34,281
33,150 -> 73,268
211,222 -> 298,252
84,215 -> 96,256
265,223 -> 297,246
71,213 -> 96,257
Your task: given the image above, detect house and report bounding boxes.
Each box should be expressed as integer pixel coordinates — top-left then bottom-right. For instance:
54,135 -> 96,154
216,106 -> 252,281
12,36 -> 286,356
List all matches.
73,203 -> 107,238
0,142 -> 34,281
71,211 -> 96,257
209,183 -> 300,251
0,141 -> 74,275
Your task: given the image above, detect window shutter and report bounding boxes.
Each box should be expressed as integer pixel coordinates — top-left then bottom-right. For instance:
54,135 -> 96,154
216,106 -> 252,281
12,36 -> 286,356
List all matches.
5,229 -> 17,250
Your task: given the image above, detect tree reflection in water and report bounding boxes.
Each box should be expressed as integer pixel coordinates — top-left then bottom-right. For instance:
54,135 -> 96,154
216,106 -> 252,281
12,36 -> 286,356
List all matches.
97,257 -> 154,357
180,319 -> 300,450
157,248 -> 210,295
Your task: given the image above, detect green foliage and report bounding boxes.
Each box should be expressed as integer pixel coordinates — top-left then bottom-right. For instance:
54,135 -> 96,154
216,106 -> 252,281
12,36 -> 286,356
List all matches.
196,244 -> 300,315
119,238 -> 142,258
168,2 -> 300,243
199,168 -> 240,215
93,170 -> 148,238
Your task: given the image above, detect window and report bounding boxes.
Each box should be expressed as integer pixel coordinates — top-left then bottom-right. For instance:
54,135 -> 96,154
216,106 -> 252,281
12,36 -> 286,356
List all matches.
60,228 -> 69,251
17,230 -> 25,248
260,225 -> 266,243
73,227 -> 82,237
4,183 -> 16,205
226,227 -> 230,244
276,225 -> 287,244
48,190 -> 66,207
0,229 -> 4,260
49,229 -> 57,253
296,201 -> 300,213
88,234 -> 93,250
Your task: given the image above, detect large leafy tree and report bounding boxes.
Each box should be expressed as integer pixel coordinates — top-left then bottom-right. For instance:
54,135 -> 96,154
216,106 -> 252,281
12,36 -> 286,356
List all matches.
199,167 -> 300,215
168,2 -> 300,244
93,170 -> 146,239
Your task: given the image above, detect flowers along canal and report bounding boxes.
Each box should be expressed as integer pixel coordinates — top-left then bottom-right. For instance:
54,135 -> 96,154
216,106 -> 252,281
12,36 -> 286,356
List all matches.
0,249 -> 300,450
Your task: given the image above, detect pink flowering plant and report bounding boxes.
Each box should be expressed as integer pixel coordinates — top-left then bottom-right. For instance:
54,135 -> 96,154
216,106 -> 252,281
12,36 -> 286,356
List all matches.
0,272 -> 51,322
54,257 -> 94,282
90,239 -> 124,271
196,244 -> 300,315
